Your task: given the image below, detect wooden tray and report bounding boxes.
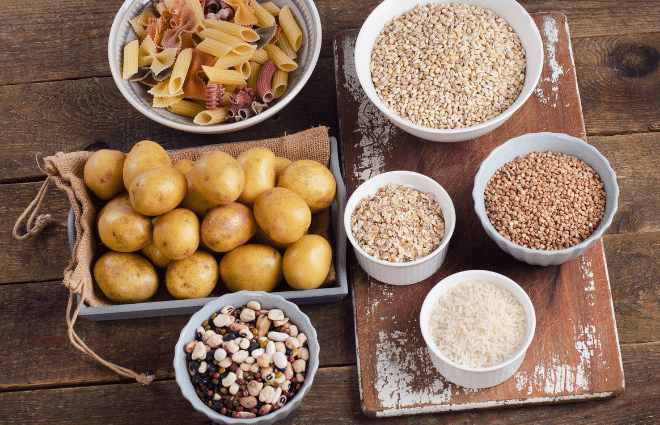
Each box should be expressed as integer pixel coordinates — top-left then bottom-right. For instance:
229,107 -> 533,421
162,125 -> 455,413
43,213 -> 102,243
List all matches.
333,13 -> 625,417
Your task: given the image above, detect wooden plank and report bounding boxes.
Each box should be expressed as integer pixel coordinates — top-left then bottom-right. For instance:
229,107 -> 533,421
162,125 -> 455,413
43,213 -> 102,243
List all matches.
0,280 -> 356,390
0,342 -> 658,424
335,14 -> 624,417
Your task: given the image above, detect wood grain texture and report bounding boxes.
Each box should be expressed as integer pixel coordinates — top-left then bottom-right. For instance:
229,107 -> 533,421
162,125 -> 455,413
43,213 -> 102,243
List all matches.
0,341 -> 658,425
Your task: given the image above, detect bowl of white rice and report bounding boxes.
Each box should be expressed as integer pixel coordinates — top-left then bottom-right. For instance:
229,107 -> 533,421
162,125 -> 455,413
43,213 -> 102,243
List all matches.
420,270 -> 536,389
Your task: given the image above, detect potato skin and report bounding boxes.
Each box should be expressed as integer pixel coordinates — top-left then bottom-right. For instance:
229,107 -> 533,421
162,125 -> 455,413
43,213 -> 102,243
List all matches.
277,160 -> 337,213
97,193 -> 152,252
122,140 -> 172,188
220,244 -> 283,292
274,156 -> 292,177
94,252 -> 158,303
84,149 -> 126,200
166,251 -> 218,299
236,147 -> 276,207
173,159 -> 218,216
253,187 -> 311,244
153,208 -> 200,260
283,235 -> 332,290
190,151 -> 245,205
140,241 -> 172,268
201,203 -> 257,253
128,167 -> 188,216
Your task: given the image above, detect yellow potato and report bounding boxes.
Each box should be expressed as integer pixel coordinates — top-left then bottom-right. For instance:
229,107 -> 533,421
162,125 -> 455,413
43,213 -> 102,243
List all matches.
253,187 -> 311,244
97,193 -> 152,252
123,140 -> 172,188
128,167 -> 187,216
219,244 -> 283,292
140,241 -> 172,268
166,251 -> 219,299
190,151 -> 245,205
174,159 -> 219,216
153,208 -> 200,260
274,156 -> 292,177
236,147 -> 276,207
94,251 -> 159,303
282,235 -> 332,290
201,203 -> 257,253
277,160 -> 337,213
249,223 -> 292,252
84,149 -> 126,200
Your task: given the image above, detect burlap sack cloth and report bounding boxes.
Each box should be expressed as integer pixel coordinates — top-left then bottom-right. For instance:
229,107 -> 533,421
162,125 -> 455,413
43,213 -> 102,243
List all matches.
13,126 -> 332,385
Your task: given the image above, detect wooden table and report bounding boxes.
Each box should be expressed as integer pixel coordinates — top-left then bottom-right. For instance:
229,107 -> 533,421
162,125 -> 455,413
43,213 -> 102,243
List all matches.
1,1 -> 659,423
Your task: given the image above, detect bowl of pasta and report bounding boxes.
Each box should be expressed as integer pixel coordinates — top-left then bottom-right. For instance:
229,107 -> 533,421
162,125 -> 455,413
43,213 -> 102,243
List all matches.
109,0 -> 322,133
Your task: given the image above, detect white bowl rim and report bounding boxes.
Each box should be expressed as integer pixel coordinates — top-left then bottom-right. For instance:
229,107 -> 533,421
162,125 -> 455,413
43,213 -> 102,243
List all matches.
173,290 -> 320,423
343,170 -> 456,267
354,0 -> 543,139
420,270 -> 536,372
472,132 -> 619,257
108,0 -> 323,134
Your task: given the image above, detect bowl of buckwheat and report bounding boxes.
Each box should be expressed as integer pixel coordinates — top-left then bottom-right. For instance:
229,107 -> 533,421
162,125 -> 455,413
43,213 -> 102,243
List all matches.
354,0 -> 543,142
473,132 -> 619,266
174,291 -> 319,424
344,171 -> 456,285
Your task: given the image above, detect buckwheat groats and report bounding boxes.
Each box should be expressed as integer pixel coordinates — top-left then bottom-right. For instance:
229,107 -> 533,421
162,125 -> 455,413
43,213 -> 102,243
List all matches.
350,183 -> 445,262
370,3 -> 526,129
484,151 -> 607,250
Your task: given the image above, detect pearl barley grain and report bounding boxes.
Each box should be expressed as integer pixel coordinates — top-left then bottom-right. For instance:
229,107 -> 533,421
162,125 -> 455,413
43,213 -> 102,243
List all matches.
370,3 -> 526,129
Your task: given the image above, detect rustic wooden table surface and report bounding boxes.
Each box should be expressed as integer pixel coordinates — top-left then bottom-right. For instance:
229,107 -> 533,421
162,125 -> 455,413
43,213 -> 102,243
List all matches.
1,0 -> 659,424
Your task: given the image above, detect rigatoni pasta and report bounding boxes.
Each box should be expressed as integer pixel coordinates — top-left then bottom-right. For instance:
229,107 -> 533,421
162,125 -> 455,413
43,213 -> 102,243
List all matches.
121,0 -> 305,126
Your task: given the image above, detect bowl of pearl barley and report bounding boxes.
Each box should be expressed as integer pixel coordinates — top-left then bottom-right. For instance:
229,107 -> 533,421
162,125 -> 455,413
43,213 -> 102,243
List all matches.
354,0 -> 543,142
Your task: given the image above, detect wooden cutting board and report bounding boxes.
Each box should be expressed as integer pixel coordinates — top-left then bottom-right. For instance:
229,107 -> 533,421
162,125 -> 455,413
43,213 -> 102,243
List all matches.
333,13 -> 625,418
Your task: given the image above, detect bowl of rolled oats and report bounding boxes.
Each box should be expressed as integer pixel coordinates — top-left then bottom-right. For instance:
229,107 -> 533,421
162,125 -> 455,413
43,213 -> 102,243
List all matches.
344,171 -> 456,285
473,132 -> 619,266
354,0 -> 543,142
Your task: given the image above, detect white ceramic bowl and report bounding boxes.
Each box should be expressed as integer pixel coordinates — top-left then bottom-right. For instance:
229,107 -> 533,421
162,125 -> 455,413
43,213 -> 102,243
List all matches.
109,0 -> 322,133
354,0 -> 543,142
473,132 -> 619,266
344,171 -> 456,285
420,270 -> 536,389
174,291 -> 319,424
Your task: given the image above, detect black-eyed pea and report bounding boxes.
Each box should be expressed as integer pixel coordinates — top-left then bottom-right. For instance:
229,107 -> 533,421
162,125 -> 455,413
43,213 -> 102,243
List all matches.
275,341 -> 286,353
296,373 -> 305,382
277,394 -> 288,407
239,395 -> 258,409
293,359 -> 306,374
284,363 -> 294,380
192,341 -> 206,361
239,328 -> 252,339
258,353 -> 270,368
273,373 -> 286,386
229,382 -> 240,395
259,385 -> 275,403
199,361 -> 208,374
240,308 -> 256,322
247,301 -> 261,311
213,313 -> 233,328
248,380 -> 263,396
285,336 -> 300,350
262,367 -> 275,383
297,333 -> 308,345
219,356 -> 232,368
281,380 -> 291,392
220,305 -> 234,315
268,309 -> 284,321
222,372 -> 237,387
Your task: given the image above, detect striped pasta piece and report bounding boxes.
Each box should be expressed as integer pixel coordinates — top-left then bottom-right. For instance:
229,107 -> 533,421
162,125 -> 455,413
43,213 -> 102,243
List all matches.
204,19 -> 259,42
185,0 -> 205,30
194,107 -> 230,125
202,66 -> 247,85
260,2 -> 280,16
235,61 -> 252,79
247,61 -> 263,94
272,69 -> 289,98
168,99 -> 206,117
263,44 -> 298,72
169,48 -> 193,94
252,1 -> 276,27
276,35 -> 297,60
213,46 -> 256,69
197,38 -> 233,58
278,6 -> 302,52
250,49 -> 269,64
122,40 -> 139,79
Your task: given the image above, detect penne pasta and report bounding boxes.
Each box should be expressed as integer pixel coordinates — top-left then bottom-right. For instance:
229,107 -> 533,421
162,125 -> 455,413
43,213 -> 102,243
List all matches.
122,40 -> 139,79
260,2 -> 281,16
194,107 -> 230,125
196,38 -> 233,58
247,61 -> 263,94
168,99 -> 206,117
169,48 -> 193,94
272,69 -> 289,98
252,0 -> 276,27
200,29 -> 253,54
235,61 -> 252,79
213,46 -> 257,69
250,49 -> 270,64
202,66 -> 247,86
278,6 -> 302,52
153,94 -> 184,108
204,19 -> 260,42
276,35 -> 297,60
149,78 -> 183,97
263,44 -> 298,72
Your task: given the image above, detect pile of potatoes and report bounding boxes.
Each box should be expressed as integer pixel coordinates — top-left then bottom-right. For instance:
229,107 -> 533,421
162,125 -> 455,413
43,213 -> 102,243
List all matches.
84,140 -> 336,303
